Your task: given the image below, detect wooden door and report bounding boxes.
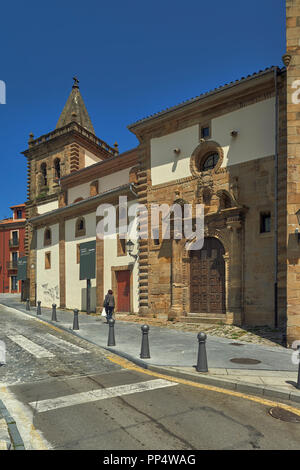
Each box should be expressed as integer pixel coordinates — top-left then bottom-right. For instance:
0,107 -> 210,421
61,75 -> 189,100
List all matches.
116,270 -> 131,312
190,237 -> 225,314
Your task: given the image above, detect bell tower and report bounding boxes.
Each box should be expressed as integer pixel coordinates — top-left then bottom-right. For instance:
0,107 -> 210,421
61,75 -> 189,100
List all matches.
22,78 -> 118,305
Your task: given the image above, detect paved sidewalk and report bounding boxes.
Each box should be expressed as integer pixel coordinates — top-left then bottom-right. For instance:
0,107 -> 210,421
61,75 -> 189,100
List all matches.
1,294 -> 300,403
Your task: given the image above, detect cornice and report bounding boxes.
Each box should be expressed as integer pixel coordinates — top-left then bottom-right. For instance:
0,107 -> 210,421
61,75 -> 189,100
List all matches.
128,69 -> 280,140
22,122 -> 117,161
59,148 -> 139,189
29,184 -> 136,227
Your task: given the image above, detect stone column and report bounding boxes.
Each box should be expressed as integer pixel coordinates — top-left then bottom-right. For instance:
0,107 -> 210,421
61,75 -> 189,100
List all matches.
286,0 -> 300,345
170,239 -> 183,319
96,223 -> 104,314
59,219 -> 66,308
226,219 -> 243,325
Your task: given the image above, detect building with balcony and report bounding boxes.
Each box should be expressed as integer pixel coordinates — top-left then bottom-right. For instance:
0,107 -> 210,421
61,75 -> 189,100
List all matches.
0,204 -> 26,293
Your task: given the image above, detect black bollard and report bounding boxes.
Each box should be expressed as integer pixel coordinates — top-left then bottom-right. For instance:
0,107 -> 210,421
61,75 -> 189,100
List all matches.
51,303 -> 57,322
140,324 -> 150,359
196,332 -> 208,372
73,309 -> 79,330
107,319 -> 116,346
26,299 -> 30,311
37,301 -> 41,315
296,346 -> 300,390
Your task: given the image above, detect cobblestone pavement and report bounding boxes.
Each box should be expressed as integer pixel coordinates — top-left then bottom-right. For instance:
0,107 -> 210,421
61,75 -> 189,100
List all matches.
116,314 -> 286,349
0,304 -> 122,386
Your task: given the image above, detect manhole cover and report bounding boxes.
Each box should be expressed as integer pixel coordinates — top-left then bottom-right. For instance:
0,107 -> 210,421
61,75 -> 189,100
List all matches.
230,358 -> 261,365
269,407 -> 300,423
229,343 -> 244,346
47,370 -> 73,377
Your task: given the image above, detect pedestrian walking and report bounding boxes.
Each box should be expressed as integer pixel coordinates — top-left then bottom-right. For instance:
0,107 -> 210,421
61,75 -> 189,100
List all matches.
103,289 -> 115,323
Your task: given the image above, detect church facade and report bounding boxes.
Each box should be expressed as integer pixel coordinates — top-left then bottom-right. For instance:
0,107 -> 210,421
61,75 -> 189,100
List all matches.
23,0 -> 300,345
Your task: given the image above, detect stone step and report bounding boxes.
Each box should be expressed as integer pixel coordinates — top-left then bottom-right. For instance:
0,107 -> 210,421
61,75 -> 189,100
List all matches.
178,314 -> 226,325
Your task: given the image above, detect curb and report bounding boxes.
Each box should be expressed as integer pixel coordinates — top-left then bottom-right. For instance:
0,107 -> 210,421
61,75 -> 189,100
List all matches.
2,300 -> 300,405
0,400 -> 25,450
146,365 -> 300,403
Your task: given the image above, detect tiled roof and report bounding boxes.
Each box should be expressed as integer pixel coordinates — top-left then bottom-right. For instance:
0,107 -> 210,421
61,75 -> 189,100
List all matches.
128,66 -> 284,128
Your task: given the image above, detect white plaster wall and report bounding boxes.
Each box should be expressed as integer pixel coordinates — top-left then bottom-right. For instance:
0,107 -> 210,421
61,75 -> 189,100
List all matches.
99,168 -> 130,193
85,149 -> 102,168
103,200 -> 139,313
68,168 -> 131,204
213,98 -> 275,168
65,212 -> 97,311
37,200 -> 59,214
151,125 -> 199,186
68,183 -> 90,204
150,98 -> 275,186
36,223 -> 60,307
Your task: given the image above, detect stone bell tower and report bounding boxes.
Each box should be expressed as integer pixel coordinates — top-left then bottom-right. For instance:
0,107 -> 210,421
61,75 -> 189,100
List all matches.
22,78 -> 118,304
285,0 -> 300,344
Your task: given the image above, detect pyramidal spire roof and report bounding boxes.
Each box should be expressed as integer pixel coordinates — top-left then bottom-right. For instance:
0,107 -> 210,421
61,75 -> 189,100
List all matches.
56,77 -> 95,134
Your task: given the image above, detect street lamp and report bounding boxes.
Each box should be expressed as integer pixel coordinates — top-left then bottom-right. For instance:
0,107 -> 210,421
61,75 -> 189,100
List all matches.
126,239 -> 138,259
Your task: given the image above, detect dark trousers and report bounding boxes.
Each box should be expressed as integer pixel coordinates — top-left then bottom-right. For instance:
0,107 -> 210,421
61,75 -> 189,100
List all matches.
106,306 -> 114,320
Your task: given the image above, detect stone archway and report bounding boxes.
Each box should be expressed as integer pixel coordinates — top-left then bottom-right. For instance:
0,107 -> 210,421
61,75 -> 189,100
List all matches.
190,237 -> 226,314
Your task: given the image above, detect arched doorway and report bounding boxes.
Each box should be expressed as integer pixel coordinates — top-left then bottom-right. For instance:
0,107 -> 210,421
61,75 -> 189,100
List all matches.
190,237 -> 225,314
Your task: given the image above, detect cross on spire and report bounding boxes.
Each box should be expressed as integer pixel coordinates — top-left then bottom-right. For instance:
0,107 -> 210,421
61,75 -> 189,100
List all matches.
72,76 -> 79,88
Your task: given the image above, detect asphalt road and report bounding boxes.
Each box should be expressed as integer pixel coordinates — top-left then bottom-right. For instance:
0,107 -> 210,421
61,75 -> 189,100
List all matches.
1,303 -> 300,450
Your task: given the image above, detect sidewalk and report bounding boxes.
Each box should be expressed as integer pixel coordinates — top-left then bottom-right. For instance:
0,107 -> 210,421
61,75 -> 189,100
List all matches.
1,294 -> 300,404
0,399 -> 25,450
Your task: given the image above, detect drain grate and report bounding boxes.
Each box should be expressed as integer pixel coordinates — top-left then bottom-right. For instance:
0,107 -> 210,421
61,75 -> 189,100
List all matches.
230,358 -> 261,365
229,343 -> 244,346
269,407 -> 300,423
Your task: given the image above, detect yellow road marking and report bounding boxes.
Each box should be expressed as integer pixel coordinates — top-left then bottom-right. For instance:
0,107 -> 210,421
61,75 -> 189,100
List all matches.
106,354 -> 300,417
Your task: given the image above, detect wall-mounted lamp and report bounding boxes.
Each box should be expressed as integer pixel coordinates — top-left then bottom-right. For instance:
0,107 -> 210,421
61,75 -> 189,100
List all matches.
230,130 -> 238,137
173,148 -> 181,156
126,239 -> 138,259
296,210 -> 300,243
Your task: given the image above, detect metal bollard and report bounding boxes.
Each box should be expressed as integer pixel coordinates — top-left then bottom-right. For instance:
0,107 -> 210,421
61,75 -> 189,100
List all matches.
196,332 -> 208,372
26,299 -> 30,311
107,319 -> 116,346
37,301 -> 41,315
296,346 -> 300,390
73,309 -> 79,330
51,303 -> 57,322
140,325 -> 150,359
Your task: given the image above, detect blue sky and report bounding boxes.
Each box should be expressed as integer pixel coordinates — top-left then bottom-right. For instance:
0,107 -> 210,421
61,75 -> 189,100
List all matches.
0,0 -> 285,219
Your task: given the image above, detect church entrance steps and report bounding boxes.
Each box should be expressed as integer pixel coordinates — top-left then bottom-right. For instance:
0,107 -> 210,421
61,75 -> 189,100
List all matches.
178,313 -> 226,325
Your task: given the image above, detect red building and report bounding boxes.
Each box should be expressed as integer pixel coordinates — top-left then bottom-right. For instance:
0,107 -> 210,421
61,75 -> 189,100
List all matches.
0,204 -> 26,293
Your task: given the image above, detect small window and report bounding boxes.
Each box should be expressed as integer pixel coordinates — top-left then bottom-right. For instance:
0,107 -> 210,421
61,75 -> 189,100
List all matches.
199,152 -> 219,171
260,212 -> 271,233
201,126 -> 210,139
54,158 -> 61,179
75,217 -> 86,237
40,163 -> 47,186
45,252 -> 51,269
16,210 -> 23,219
152,227 -> 160,246
90,180 -> 99,197
11,276 -> 18,291
44,228 -> 51,246
117,235 -> 127,256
